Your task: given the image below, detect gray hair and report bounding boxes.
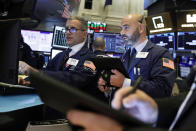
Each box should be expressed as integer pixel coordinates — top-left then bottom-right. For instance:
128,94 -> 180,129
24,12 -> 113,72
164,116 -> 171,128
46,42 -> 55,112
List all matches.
68,16 -> 87,31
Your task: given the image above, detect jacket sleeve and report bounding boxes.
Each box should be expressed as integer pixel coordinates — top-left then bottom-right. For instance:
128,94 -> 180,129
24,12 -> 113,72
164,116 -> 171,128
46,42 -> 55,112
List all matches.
131,49 -> 176,98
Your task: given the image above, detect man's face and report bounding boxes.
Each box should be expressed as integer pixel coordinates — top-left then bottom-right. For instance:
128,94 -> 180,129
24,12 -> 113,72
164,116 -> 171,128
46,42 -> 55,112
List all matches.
65,20 -> 87,47
120,17 -> 140,46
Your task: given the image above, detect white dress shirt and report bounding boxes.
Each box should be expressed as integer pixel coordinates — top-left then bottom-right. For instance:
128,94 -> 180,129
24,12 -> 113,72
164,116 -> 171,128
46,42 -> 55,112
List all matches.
69,42 -> 85,57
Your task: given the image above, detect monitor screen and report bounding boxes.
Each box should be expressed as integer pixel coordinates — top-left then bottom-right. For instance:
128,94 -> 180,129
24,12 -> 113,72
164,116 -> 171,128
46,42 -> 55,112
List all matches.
93,33 -> 125,53
21,30 -> 53,52
52,26 -> 68,49
179,55 -> 195,78
0,20 -> 20,84
149,32 -> 175,50
177,32 -> 196,51
51,48 -> 63,59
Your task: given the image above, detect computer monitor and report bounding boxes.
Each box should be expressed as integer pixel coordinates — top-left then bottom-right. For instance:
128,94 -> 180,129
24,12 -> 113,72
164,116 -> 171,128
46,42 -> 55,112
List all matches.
149,32 -> 175,50
177,32 -> 196,51
93,33 -> 125,53
51,26 -> 68,49
51,48 -> 64,59
21,29 -> 53,52
0,20 -> 20,84
179,55 -> 196,78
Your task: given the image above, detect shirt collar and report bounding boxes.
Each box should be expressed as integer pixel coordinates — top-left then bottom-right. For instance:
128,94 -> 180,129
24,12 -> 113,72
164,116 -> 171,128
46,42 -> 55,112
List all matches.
133,39 -> 148,52
69,42 -> 85,56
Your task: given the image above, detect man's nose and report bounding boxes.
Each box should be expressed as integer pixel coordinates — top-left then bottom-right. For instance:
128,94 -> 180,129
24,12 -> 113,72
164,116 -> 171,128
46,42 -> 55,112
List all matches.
120,30 -> 125,36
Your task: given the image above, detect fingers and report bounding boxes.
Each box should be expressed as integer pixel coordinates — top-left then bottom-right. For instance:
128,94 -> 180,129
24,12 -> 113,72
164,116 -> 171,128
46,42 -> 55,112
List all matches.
98,77 -> 108,92
67,110 -> 96,127
111,87 -> 133,109
18,61 -> 28,75
111,69 -> 120,74
110,69 -> 124,88
122,92 -> 139,108
67,109 -> 123,131
18,78 -> 31,86
18,61 -> 37,75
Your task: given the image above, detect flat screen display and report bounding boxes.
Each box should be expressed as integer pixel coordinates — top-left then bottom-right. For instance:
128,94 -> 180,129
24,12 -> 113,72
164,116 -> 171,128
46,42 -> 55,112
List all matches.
179,55 -> 195,78
149,32 -> 175,50
177,32 -> 196,51
21,29 -> 53,52
51,25 -> 68,49
51,48 -> 63,59
93,33 -> 125,53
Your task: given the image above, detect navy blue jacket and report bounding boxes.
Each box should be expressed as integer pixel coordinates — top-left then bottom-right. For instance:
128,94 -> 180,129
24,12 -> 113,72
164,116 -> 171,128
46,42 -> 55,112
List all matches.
121,41 -> 176,98
93,50 -> 106,56
46,45 -> 94,73
45,45 -> 107,101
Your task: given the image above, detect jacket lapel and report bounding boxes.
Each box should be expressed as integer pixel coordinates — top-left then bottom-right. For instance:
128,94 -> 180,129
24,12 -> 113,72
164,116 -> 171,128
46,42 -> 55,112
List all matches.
128,41 -> 154,74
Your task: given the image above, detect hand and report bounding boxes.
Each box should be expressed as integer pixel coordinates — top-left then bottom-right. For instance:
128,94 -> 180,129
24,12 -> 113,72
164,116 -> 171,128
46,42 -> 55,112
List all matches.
112,87 -> 158,124
18,61 -> 38,75
97,76 -> 110,93
67,109 -> 123,131
18,77 -> 31,86
110,69 -> 125,88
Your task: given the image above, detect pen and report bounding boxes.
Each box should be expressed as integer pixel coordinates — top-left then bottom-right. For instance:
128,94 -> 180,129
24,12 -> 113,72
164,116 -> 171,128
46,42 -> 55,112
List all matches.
120,76 -> 143,110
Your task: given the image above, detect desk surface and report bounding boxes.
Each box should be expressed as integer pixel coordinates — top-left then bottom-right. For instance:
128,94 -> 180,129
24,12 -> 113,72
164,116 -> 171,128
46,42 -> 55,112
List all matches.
0,94 -> 43,113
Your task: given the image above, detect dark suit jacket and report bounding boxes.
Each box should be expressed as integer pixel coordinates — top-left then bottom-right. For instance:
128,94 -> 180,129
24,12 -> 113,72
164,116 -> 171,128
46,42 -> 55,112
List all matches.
41,45 -> 108,120
121,41 -> 176,98
43,45 -> 107,101
93,50 -> 106,56
19,42 -> 37,68
46,45 -> 94,73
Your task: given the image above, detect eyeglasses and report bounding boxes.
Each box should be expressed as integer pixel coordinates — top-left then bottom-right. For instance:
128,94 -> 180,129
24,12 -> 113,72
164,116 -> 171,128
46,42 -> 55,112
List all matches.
65,27 -> 83,33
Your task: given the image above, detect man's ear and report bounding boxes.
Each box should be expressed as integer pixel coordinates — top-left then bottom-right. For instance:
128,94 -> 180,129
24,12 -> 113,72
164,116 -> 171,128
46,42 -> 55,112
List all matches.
83,31 -> 88,38
139,23 -> 145,34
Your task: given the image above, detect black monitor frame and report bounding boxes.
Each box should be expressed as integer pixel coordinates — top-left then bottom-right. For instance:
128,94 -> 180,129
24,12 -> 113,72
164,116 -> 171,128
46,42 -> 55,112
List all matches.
0,20 -> 20,84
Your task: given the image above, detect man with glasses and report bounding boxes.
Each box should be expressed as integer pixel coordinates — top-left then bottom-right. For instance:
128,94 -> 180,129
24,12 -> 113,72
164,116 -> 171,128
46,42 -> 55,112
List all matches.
98,14 -> 176,98
46,16 -> 93,73
19,17 -> 106,99
19,16 -> 107,119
